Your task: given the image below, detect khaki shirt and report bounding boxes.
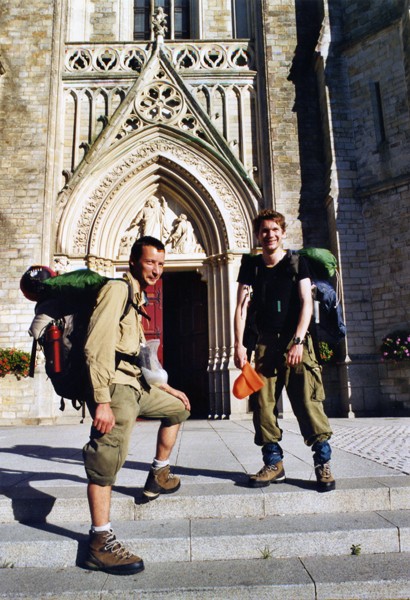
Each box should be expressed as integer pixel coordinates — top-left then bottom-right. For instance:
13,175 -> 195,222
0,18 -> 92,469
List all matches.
84,272 -> 146,404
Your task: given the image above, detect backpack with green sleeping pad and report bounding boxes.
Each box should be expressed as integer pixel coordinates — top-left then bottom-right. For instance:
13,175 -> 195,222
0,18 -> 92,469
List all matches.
20,267 -> 145,415
243,248 -> 346,357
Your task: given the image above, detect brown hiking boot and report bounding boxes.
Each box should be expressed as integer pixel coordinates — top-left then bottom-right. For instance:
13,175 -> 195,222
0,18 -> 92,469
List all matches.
248,461 -> 286,488
83,529 -> 144,575
315,462 -> 336,492
143,464 -> 181,500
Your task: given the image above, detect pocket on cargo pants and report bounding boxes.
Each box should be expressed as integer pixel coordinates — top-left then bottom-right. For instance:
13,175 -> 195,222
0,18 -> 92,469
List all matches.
83,384 -> 140,486
303,334 -> 325,402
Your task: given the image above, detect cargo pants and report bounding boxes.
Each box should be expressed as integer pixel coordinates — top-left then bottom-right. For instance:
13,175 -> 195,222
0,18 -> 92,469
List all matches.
83,382 -> 190,486
251,332 -> 332,455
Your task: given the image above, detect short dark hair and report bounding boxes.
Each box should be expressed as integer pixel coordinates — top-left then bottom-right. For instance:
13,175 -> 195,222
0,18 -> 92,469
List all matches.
130,236 -> 165,262
253,209 -> 287,236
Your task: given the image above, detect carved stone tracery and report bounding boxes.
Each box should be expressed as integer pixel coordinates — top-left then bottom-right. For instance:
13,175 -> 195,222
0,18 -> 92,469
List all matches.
136,81 -> 184,124
64,42 -> 254,75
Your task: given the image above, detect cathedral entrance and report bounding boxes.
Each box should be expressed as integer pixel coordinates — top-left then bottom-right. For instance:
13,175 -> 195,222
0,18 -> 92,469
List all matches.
162,271 -> 209,418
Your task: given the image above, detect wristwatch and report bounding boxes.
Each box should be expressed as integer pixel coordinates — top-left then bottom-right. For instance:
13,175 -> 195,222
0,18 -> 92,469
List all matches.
293,336 -> 304,345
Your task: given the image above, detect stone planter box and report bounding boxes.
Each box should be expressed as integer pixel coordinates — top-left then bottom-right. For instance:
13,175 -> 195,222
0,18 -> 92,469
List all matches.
0,366 -> 89,426
378,360 -> 410,414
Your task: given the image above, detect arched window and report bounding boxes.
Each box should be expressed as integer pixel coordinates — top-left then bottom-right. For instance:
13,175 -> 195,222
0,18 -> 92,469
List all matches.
134,0 -> 197,40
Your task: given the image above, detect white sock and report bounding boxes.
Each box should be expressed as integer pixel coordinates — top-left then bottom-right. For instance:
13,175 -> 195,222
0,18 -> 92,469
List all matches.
152,458 -> 169,469
91,522 -> 111,533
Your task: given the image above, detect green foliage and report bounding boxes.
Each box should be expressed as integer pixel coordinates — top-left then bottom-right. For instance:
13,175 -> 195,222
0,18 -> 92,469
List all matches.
0,348 -> 31,379
350,544 -> 362,556
319,341 -> 334,363
381,330 -> 410,362
259,545 -> 273,559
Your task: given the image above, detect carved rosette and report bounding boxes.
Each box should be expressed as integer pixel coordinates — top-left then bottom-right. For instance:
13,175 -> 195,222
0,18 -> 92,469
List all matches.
135,81 -> 184,124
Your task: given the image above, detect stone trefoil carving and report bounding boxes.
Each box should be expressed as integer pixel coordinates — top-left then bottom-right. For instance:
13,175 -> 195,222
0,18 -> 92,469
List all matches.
64,42 -> 254,75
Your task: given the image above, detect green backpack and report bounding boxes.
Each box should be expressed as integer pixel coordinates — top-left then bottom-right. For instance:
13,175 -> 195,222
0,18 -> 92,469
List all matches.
22,268 -> 138,414
243,248 -> 346,356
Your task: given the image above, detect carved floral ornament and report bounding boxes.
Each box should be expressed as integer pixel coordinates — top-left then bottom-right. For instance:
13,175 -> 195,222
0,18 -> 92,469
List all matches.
69,139 -> 249,256
116,77 -> 205,141
135,81 -> 184,124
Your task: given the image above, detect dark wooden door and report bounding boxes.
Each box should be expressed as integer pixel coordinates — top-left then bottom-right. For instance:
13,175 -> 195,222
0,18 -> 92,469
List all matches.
162,271 -> 209,418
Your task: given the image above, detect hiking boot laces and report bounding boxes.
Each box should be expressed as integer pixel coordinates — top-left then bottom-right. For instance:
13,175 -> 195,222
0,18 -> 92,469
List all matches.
322,463 -> 331,478
256,464 -> 280,477
103,532 -> 134,560
316,463 -> 332,479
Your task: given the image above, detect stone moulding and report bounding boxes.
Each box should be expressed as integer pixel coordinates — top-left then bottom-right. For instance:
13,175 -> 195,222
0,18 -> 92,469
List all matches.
59,136 -> 251,258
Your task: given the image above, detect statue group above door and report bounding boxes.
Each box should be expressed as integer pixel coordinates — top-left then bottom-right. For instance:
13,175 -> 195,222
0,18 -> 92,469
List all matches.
118,194 -> 205,258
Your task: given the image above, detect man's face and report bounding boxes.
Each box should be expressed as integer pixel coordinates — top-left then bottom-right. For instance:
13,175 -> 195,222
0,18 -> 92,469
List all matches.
130,245 -> 165,290
257,219 -> 286,253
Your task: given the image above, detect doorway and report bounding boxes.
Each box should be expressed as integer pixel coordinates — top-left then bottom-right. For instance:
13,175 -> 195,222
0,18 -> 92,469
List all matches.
162,271 -> 209,418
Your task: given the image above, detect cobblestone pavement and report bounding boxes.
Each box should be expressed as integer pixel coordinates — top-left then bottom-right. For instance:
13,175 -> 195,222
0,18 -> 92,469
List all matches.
330,420 -> 410,475
283,418 -> 410,475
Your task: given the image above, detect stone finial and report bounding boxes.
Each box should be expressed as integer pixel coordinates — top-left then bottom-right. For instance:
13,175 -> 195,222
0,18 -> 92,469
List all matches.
152,7 -> 168,42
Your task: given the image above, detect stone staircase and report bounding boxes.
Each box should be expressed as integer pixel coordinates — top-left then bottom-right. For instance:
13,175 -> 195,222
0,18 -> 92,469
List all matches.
0,477 -> 410,598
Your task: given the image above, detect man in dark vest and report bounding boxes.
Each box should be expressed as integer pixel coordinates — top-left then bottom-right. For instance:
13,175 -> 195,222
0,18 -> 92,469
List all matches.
234,209 -> 335,492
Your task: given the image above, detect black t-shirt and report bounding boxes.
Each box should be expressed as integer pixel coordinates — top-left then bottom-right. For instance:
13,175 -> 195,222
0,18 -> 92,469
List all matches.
237,252 -> 311,336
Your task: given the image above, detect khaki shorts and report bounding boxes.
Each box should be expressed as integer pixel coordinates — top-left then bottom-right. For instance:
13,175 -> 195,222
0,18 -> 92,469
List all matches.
252,332 -> 332,447
83,382 -> 190,486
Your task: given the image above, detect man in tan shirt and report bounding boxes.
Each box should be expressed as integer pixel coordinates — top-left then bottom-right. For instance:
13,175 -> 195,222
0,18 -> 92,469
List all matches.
82,236 -> 191,575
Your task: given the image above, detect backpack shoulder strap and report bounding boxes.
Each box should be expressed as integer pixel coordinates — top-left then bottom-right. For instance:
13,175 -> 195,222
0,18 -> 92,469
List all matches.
119,279 -> 151,321
286,250 -> 299,278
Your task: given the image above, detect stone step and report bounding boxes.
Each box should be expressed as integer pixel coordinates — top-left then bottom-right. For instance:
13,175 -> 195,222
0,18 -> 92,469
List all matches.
0,509 -> 409,568
1,476 -> 409,524
0,553 -> 409,599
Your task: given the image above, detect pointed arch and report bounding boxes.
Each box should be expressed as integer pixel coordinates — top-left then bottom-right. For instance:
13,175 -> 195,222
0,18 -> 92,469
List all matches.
57,125 -> 260,261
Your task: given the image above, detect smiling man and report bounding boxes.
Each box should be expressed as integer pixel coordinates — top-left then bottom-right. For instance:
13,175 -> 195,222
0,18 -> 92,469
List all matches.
82,236 -> 191,575
234,210 -> 335,493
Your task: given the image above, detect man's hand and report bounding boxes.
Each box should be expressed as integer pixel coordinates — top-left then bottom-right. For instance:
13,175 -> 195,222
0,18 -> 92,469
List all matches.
159,383 -> 191,411
286,343 -> 304,367
234,343 -> 247,369
93,402 -> 116,434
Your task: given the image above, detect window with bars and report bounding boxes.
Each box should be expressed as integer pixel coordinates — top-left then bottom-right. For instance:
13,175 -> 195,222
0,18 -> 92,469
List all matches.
134,0 -> 193,40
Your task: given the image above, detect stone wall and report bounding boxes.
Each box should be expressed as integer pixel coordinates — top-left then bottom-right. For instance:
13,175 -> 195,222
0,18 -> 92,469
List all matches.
90,0 -> 117,41
343,1 -> 410,187
341,0 -> 410,412
262,0 -> 303,244
202,0 -> 233,39
0,0 -> 60,352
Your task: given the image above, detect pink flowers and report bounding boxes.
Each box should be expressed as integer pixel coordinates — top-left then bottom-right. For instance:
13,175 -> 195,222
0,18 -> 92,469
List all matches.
380,331 -> 410,362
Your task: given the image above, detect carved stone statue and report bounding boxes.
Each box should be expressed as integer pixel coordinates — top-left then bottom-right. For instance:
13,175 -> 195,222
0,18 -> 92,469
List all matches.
152,7 -> 168,39
118,196 -> 205,258
166,213 -> 202,254
127,196 -> 169,240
